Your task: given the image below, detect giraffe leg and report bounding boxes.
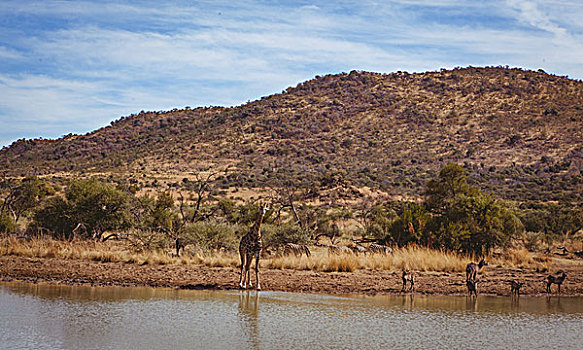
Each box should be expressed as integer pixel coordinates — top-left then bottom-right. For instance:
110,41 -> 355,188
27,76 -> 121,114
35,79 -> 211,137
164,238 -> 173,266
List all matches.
255,253 -> 261,291
239,249 -> 246,289
245,254 -> 253,288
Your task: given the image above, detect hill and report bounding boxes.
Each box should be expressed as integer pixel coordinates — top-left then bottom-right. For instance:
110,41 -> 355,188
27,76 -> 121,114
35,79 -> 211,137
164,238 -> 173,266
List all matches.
2,66 -> 583,203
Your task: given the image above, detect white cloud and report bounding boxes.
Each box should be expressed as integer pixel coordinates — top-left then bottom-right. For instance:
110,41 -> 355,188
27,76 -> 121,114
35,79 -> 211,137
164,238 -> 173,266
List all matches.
0,46 -> 22,59
506,0 -> 567,36
1,0 -> 583,146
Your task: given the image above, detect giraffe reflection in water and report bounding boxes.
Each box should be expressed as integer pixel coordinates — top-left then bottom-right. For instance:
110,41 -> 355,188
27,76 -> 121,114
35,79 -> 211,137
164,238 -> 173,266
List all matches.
238,291 -> 260,350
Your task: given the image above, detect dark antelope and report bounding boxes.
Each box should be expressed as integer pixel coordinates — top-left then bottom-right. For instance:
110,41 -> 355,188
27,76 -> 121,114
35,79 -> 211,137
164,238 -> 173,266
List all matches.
509,280 -> 524,297
465,258 -> 488,281
401,270 -> 415,292
283,243 -> 311,258
175,237 -> 185,257
546,272 -> 567,294
466,279 -> 479,297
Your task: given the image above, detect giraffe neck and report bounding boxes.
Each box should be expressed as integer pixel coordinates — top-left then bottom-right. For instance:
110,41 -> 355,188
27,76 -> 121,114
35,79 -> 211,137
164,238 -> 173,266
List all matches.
250,209 -> 265,240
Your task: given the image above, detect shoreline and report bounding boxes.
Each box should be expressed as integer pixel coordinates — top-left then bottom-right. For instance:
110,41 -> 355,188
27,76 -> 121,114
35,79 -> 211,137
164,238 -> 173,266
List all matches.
1,256 -> 582,297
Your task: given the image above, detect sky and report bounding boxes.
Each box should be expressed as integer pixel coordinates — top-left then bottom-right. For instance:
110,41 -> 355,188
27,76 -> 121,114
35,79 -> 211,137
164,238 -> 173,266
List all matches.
1,0 -> 582,147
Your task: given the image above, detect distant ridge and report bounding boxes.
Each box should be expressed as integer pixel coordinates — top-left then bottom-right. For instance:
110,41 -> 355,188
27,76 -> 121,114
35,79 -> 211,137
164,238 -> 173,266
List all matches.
2,67 -> 582,202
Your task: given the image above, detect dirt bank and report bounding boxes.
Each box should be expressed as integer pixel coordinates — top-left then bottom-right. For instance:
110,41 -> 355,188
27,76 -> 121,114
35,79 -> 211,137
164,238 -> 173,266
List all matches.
1,256 -> 582,296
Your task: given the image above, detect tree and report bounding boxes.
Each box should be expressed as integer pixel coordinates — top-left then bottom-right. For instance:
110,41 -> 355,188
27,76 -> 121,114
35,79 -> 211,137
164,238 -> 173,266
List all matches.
388,201 -> 429,247
32,179 -> 131,239
425,163 -> 477,214
425,163 -> 523,254
518,203 -> 583,248
32,197 -> 76,238
179,172 -> 220,223
359,202 -> 397,242
1,175 -> 54,224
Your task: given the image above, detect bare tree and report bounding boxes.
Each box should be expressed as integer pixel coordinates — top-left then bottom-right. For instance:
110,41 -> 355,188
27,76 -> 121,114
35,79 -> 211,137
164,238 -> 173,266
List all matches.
179,171 -> 221,224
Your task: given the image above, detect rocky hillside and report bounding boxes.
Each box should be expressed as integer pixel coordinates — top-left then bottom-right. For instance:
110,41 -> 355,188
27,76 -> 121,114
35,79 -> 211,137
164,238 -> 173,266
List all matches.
2,67 -> 583,202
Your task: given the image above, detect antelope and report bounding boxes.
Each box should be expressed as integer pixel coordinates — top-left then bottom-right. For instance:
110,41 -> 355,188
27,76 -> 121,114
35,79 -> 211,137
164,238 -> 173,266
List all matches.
466,279 -> 479,297
368,243 -> 392,255
546,272 -> 567,294
401,269 -> 415,292
283,243 -> 311,258
509,280 -> 524,297
466,258 -> 488,281
175,237 -> 185,257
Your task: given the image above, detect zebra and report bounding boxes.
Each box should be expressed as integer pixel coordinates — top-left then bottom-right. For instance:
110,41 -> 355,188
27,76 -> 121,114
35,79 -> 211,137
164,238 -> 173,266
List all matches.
368,243 -> 392,255
283,243 -> 311,258
350,245 -> 368,255
328,245 -> 351,254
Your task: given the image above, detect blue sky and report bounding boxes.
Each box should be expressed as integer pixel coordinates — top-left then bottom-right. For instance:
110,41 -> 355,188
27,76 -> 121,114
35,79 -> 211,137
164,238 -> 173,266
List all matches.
1,0 -> 582,147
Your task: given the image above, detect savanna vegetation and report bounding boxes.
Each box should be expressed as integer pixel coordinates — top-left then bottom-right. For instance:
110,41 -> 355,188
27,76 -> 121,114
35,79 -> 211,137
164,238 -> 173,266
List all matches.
1,66 -> 583,277
1,162 -> 581,274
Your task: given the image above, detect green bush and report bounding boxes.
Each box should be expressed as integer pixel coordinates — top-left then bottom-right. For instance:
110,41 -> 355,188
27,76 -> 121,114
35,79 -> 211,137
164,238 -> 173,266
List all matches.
261,223 -> 311,249
0,211 -> 16,233
31,197 -> 76,238
32,179 -> 131,238
182,221 -> 240,252
361,203 -> 397,241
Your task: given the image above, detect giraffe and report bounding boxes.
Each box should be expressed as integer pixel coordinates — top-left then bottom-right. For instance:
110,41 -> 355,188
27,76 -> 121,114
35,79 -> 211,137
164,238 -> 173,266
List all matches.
239,203 -> 269,290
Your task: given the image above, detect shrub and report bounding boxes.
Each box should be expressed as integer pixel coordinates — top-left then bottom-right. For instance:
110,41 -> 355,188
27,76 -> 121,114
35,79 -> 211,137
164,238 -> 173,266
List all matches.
127,229 -> 169,252
182,221 -> 240,252
32,179 -> 131,238
0,211 -> 16,233
261,223 -> 311,249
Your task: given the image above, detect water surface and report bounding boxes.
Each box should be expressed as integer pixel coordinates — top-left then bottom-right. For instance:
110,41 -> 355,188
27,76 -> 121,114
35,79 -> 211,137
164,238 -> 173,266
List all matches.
1,282 -> 582,349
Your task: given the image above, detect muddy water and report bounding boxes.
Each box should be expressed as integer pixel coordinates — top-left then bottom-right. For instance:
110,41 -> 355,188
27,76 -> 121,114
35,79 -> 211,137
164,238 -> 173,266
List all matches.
1,282 -> 582,349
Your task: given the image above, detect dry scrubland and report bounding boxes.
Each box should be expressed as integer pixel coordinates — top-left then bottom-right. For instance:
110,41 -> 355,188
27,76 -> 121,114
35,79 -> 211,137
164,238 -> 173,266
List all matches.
3,236 -> 583,296
0,236 -> 560,273
2,67 -> 583,204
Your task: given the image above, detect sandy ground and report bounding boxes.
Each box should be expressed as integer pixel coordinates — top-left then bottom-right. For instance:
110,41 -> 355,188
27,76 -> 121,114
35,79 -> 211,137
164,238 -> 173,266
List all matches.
1,256 -> 582,296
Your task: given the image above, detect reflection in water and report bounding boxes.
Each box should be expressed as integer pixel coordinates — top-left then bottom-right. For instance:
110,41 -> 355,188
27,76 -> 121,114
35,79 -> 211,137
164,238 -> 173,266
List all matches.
400,293 -> 415,311
546,296 -> 565,314
465,295 -> 479,312
238,291 -> 260,350
1,282 -> 583,349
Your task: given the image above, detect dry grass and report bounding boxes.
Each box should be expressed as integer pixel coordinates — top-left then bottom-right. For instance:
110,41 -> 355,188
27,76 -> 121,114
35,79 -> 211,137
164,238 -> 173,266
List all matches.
0,236 -> 179,265
267,246 -> 467,273
195,251 -> 240,268
490,247 -> 555,272
2,236 -> 577,273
